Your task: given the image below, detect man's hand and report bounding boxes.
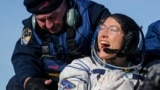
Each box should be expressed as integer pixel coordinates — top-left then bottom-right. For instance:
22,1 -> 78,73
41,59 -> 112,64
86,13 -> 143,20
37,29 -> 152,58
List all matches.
24,78 -> 52,90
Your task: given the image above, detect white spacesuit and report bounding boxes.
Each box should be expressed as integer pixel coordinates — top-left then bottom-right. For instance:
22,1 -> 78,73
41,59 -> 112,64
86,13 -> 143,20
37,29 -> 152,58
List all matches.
58,34 -> 146,90
58,34 -> 144,90
58,56 -> 145,90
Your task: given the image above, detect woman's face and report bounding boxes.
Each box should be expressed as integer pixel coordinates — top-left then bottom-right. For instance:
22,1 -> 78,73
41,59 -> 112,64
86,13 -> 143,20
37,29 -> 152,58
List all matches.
35,0 -> 67,34
97,17 -> 124,61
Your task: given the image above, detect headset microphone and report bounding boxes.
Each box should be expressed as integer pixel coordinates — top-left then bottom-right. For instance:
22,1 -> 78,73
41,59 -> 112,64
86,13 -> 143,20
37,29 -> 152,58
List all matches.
103,48 -> 120,54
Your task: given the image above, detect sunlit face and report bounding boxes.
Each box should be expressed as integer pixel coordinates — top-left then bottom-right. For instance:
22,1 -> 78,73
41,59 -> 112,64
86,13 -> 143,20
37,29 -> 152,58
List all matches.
35,0 -> 67,34
97,17 -> 124,60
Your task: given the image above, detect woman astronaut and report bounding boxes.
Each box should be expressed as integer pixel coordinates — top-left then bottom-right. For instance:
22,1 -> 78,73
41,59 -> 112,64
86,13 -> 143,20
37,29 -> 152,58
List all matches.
58,13 -> 145,90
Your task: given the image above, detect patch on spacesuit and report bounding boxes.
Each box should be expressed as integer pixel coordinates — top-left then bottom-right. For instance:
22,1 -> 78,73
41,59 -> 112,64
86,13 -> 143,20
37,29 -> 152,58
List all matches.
60,79 -> 76,89
21,28 -> 32,45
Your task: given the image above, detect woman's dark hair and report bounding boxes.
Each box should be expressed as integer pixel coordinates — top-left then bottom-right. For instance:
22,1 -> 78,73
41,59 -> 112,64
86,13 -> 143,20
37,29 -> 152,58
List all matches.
110,13 -> 140,57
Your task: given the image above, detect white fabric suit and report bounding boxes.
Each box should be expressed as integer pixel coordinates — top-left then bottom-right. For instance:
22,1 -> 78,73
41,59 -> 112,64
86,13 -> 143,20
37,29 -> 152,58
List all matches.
58,56 -> 144,90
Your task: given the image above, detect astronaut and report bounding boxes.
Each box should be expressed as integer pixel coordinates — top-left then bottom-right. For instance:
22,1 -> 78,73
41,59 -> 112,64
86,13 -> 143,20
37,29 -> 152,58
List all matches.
58,13 -> 146,90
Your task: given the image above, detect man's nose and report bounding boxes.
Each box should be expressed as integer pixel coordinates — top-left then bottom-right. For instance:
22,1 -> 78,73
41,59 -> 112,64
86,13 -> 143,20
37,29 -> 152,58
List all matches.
46,22 -> 53,29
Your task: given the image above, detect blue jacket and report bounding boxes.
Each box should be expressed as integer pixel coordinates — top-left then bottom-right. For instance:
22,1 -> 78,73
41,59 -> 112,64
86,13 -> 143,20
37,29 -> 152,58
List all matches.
144,20 -> 160,64
11,0 -> 111,85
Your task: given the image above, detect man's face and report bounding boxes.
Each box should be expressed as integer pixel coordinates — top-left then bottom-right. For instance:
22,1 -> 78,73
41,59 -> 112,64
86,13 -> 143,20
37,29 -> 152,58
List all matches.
35,0 -> 67,34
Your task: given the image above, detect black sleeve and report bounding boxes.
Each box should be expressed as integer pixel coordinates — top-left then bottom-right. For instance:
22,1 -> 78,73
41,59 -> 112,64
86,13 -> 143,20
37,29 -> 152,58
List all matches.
88,1 -> 111,31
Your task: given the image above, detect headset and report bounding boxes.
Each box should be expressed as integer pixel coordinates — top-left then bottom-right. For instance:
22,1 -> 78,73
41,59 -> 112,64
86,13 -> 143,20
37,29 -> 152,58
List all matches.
116,31 -> 134,57
66,0 -> 80,27
91,26 -> 145,72
31,0 -> 80,28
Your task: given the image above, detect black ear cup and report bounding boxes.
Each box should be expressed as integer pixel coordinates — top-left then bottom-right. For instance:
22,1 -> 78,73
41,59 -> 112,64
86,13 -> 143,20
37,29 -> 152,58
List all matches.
117,31 -> 133,57
66,0 -> 79,27
123,31 -> 133,53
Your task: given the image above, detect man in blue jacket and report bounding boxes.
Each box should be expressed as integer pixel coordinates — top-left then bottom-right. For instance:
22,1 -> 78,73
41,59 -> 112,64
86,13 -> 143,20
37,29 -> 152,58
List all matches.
6,0 -> 111,90
145,20 -> 160,63
143,20 -> 160,89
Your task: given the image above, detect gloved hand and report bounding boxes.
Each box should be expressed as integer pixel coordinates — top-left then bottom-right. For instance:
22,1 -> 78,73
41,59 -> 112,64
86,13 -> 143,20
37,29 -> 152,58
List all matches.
117,76 -> 134,90
146,63 -> 160,79
92,70 -> 133,90
25,78 -> 48,90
